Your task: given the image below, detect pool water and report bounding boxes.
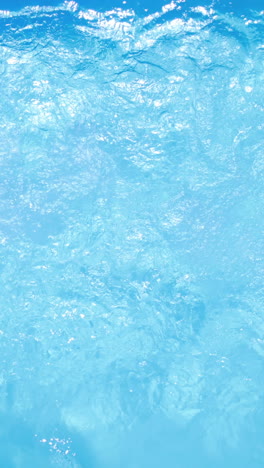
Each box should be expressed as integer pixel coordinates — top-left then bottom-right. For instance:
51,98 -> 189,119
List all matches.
0,0 -> 263,466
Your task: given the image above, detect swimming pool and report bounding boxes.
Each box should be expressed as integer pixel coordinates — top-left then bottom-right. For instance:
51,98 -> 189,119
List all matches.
0,0 -> 263,466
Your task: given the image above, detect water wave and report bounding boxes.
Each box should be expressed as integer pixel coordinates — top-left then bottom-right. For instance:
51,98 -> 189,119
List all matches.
0,2 -> 263,466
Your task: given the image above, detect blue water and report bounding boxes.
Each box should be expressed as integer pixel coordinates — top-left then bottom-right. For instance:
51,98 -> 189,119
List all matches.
0,0 -> 263,466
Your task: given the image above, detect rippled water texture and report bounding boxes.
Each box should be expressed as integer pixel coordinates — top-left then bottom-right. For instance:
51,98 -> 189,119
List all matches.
0,1 -> 263,466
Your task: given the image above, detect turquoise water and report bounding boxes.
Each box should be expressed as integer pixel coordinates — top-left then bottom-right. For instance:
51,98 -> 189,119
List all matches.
0,1 -> 263,466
